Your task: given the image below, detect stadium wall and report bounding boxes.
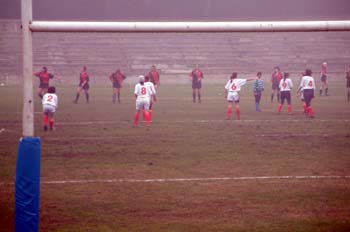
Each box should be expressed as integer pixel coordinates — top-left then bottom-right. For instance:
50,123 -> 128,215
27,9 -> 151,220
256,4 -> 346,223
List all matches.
1,20 -> 350,84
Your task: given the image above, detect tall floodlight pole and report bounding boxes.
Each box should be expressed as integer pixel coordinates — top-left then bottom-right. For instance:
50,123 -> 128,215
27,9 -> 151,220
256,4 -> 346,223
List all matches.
22,0 -> 34,136
16,1 -> 41,232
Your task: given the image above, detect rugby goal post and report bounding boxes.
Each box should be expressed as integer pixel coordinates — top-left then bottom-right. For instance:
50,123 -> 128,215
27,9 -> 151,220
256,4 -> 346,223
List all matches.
18,0 -> 350,231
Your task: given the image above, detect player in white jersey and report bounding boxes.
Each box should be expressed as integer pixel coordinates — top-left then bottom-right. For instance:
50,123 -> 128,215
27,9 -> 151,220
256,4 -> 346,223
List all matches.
133,75 -> 153,127
42,86 -> 58,131
277,72 -> 293,114
224,72 -> 256,120
298,69 -> 315,118
144,75 -> 157,121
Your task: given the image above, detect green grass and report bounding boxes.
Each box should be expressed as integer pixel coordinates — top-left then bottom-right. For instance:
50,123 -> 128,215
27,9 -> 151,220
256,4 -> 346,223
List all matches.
0,80 -> 350,231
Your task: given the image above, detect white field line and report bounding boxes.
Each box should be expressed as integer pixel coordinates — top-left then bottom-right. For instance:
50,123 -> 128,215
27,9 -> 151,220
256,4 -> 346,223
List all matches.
54,119 -> 350,125
2,175 -> 349,185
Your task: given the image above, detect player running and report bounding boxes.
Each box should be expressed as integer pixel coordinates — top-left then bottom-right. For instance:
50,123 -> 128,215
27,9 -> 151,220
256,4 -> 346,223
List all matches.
298,69 -> 316,118
42,86 -> 58,131
253,72 -> 264,112
319,62 -> 329,96
133,75 -> 155,127
34,66 -> 54,99
190,64 -> 204,103
144,75 -> 157,121
73,66 -> 90,104
346,65 -> 350,101
147,65 -> 160,90
109,69 -> 126,104
277,72 -> 293,114
225,72 -> 256,120
271,66 -> 283,103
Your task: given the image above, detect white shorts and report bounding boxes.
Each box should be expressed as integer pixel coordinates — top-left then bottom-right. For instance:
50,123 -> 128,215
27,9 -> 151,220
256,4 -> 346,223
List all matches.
227,92 -> 240,103
43,104 -> 56,113
136,98 -> 150,110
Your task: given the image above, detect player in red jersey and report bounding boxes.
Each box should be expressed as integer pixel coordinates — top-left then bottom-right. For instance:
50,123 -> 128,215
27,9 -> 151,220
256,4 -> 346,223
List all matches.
109,69 -> 126,104
34,66 -> 54,99
346,65 -> 350,101
319,62 -> 329,96
147,65 -> 160,90
271,66 -> 283,103
190,64 -> 204,103
73,66 -> 90,104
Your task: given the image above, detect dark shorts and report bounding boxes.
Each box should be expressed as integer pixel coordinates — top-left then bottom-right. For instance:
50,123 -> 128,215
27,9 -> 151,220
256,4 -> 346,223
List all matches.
272,82 -> 279,90
280,91 -> 291,105
321,75 -> 327,83
192,81 -> 202,89
113,82 -> 121,88
303,89 -> 314,106
39,83 -> 49,89
79,82 -> 89,90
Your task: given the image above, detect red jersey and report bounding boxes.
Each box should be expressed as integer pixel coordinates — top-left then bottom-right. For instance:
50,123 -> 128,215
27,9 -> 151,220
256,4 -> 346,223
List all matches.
271,72 -> 282,84
110,71 -> 126,85
35,71 -> 54,84
191,69 -> 203,82
148,70 -> 160,85
80,71 -> 89,83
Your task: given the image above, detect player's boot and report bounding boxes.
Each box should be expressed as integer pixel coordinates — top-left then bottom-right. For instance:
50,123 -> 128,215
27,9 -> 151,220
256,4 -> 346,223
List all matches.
308,106 -> 314,118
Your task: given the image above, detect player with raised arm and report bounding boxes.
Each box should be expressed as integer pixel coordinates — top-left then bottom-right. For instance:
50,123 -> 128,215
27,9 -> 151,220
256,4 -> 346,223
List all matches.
145,75 -> 157,121
42,86 -> 58,131
225,72 -> 256,120
346,65 -> 350,101
277,72 -> 293,114
34,66 -> 54,99
319,62 -> 329,96
109,68 -> 126,104
133,75 -> 154,127
190,64 -> 204,103
73,66 -> 90,104
253,72 -> 264,112
271,66 -> 283,103
298,69 -> 316,118
147,65 -> 160,90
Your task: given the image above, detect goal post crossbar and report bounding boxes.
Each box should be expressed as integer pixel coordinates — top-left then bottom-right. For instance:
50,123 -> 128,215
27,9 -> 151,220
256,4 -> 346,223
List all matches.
30,20 -> 350,32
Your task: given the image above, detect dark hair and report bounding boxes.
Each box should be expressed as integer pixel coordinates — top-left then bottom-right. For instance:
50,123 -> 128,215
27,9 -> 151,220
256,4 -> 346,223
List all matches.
145,75 -> 150,81
305,69 -> 312,76
257,72 -> 262,77
43,66 -> 47,72
274,66 -> 280,71
48,86 -> 56,93
230,72 -> 237,83
283,72 -> 289,80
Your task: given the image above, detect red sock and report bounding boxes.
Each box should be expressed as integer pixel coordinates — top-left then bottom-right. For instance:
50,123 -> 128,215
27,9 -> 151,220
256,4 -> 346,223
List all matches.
49,119 -> 54,129
277,104 -> 282,113
308,106 -> 314,117
133,112 -> 139,126
236,106 -> 240,120
44,114 -> 49,126
226,106 -> 232,119
144,111 -> 151,126
288,105 -> 292,113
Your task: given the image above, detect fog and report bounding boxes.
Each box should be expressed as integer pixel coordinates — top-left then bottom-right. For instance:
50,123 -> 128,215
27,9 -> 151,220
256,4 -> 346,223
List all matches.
1,0 -> 349,21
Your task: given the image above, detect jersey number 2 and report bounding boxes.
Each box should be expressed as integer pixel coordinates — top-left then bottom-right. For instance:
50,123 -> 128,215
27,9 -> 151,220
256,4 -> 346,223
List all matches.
47,95 -> 53,102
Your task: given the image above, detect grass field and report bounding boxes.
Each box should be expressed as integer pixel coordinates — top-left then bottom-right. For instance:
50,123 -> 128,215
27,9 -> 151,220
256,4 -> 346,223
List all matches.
0,79 -> 350,232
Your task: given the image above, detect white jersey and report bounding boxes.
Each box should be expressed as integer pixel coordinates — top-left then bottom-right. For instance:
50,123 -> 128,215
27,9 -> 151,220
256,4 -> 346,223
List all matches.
134,83 -> 152,99
42,93 -> 58,108
279,78 -> 293,91
145,81 -> 156,98
225,79 -> 247,92
299,75 -> 315,90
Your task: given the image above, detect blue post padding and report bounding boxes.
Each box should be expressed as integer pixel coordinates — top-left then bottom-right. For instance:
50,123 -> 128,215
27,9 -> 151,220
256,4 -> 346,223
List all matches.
15,137 -> 41,232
